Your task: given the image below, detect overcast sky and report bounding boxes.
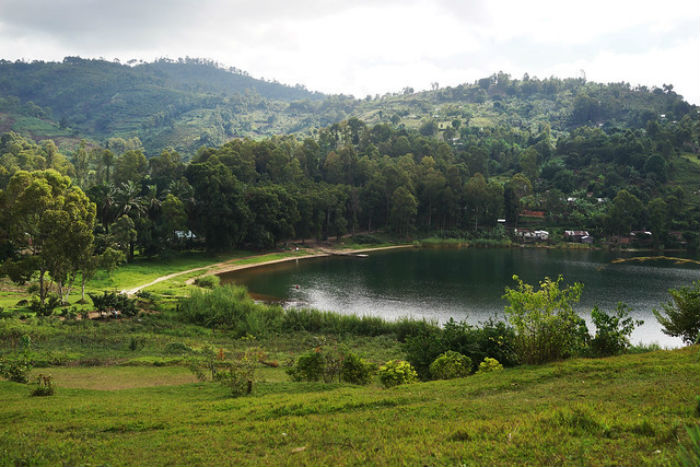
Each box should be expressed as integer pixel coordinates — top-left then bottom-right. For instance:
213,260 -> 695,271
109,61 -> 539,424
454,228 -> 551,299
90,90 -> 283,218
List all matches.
0,0 -> 698,103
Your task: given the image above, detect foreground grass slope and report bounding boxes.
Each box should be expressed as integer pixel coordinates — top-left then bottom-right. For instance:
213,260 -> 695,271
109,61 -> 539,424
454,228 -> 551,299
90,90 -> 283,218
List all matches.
1,346 -> 697,467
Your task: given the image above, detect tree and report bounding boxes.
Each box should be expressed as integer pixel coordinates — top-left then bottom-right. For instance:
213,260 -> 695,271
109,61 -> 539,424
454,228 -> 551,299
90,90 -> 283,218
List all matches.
647,197 -> 668,248
504,173 -> 532,226
1,170 -> 95,305
653,281 -> 700,344
114,150 -> 148,185
159,194 -> 188,246
503,275 -> 588,364
186,160 -> 251,251
606,189 -> 643,236
389,186 -> 417,237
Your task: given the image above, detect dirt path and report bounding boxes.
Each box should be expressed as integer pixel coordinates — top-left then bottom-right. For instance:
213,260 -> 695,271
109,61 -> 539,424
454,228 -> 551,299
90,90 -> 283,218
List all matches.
122,244 -> 415,295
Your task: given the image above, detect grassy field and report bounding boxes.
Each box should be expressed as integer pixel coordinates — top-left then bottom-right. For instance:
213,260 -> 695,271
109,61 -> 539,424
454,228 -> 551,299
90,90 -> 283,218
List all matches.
1,346 -> 697,466
0,247 -> 318,314
1,245 -> 698,466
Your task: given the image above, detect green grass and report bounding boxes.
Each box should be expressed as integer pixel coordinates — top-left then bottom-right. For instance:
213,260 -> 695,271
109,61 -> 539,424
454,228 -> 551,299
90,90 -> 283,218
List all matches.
87,250 -> 252,291
1,346 -> 697,466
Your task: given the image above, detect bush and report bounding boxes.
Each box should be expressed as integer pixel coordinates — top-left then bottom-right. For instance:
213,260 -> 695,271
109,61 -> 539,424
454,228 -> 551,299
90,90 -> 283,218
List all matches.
287,350 -> 325,382
164,342 -> 193,354
404,318 -> 518,380
29,294 -> 62,316
0,358 -> 32,383
351,234 -> 384,244
340,352 -> 375,385
215,349 -> 258,397
194,275 -> 220,289
88,291 -> 138,317
503,275 -> 589,364
429,351 -> 472,380
30,374 -> 55,397
0,334 -> 32,383
589,303 -> 642,357
476,357 -> 503,374
378,360 -> 418,388
653,281 -> 700,345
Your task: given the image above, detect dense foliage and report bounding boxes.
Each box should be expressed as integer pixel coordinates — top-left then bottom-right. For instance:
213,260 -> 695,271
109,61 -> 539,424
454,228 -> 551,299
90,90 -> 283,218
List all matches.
504,275 -> 589,364
653,281 -> 700,344
428,350 -> 472,380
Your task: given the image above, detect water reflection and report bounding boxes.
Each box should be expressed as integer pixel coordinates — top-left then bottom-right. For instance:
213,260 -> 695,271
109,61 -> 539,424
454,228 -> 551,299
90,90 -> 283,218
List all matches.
221,248 -> 699,348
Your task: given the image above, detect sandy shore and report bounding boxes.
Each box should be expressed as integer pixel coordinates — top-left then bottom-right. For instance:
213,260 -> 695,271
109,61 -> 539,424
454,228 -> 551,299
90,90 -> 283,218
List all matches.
186,244 -> 416,284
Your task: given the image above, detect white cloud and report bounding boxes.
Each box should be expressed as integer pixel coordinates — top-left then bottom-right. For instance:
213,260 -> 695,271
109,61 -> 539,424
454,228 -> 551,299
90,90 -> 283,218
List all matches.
0,0 -> 697,103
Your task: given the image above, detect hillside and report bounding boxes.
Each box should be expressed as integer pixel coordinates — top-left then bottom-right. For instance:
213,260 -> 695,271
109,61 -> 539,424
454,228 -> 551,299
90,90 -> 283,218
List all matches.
1,346 -> 697,466
0,59 -> 696,156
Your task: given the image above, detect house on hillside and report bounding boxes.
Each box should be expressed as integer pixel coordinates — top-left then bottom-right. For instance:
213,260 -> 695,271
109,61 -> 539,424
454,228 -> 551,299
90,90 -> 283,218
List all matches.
564,230 -> 590,243
514,228 -> 549,243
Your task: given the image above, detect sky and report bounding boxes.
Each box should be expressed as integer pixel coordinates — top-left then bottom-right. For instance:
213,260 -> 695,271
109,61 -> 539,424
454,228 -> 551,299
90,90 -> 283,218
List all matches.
0,0 -> 698,104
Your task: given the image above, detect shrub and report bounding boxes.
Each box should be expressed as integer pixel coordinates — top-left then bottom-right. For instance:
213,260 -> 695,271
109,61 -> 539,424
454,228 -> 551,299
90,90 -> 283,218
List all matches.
378,360 -> 418,388
194,275 -> 220,289
476,357 -> 503,374
88,291 -> 138,317
351,234 -> 385,244
215,349 -> 258,397
30,374 -> 55,397
0,334 -> 32,383
429,351 -> 472,380
287,350 -> 331,382
340,352 -> 375,385
29,294 -> 62,316
0,358 -> 32,383
503,275 -> 589,364
164,342 -> 193,354
404,318 -> 518,380
653,281 -> 700,345
589,303 -> 642,357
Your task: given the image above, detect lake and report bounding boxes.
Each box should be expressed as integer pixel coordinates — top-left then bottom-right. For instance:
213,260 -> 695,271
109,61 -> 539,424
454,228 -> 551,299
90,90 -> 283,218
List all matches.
220,247 -> 699,347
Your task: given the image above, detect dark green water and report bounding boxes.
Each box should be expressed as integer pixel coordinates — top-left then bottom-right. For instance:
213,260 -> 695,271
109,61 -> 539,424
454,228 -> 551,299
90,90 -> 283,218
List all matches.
220,248 -> 699,347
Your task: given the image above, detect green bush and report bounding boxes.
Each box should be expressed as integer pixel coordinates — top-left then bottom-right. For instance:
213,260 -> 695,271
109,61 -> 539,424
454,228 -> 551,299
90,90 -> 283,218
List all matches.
30,374 -> 55,397
589,303 -> 642,357
215,349 -> 258,397
88,291 -> 138,317
194,275 -> 220,289
351,234 -> 384,244
29,294 -> 62,316
287,350 -> 327,382
164,342 -> 193,354
653,281 -> 700,344
404,318 -> 518,380
0,334 -> 32,383
476,357 -> 503,374
378,360 -> 418,388
0,358 -> 32,383
503,275 -> 589,364
340,352 -> 375,385
429,351 -> 472,380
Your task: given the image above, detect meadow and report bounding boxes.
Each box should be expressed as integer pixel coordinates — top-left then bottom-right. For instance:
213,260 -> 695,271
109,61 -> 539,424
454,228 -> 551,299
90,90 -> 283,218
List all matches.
1,346 -> 697,466
0,246 -> 698,466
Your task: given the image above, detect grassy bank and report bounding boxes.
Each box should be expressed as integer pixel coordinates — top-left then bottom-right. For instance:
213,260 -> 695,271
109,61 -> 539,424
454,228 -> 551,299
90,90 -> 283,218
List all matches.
1,346 -> 697,466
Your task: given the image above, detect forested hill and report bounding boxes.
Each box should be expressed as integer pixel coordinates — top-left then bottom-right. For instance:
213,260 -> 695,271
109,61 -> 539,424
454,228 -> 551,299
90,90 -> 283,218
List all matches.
0,58 -> 696,157
0,57 -> 327,153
